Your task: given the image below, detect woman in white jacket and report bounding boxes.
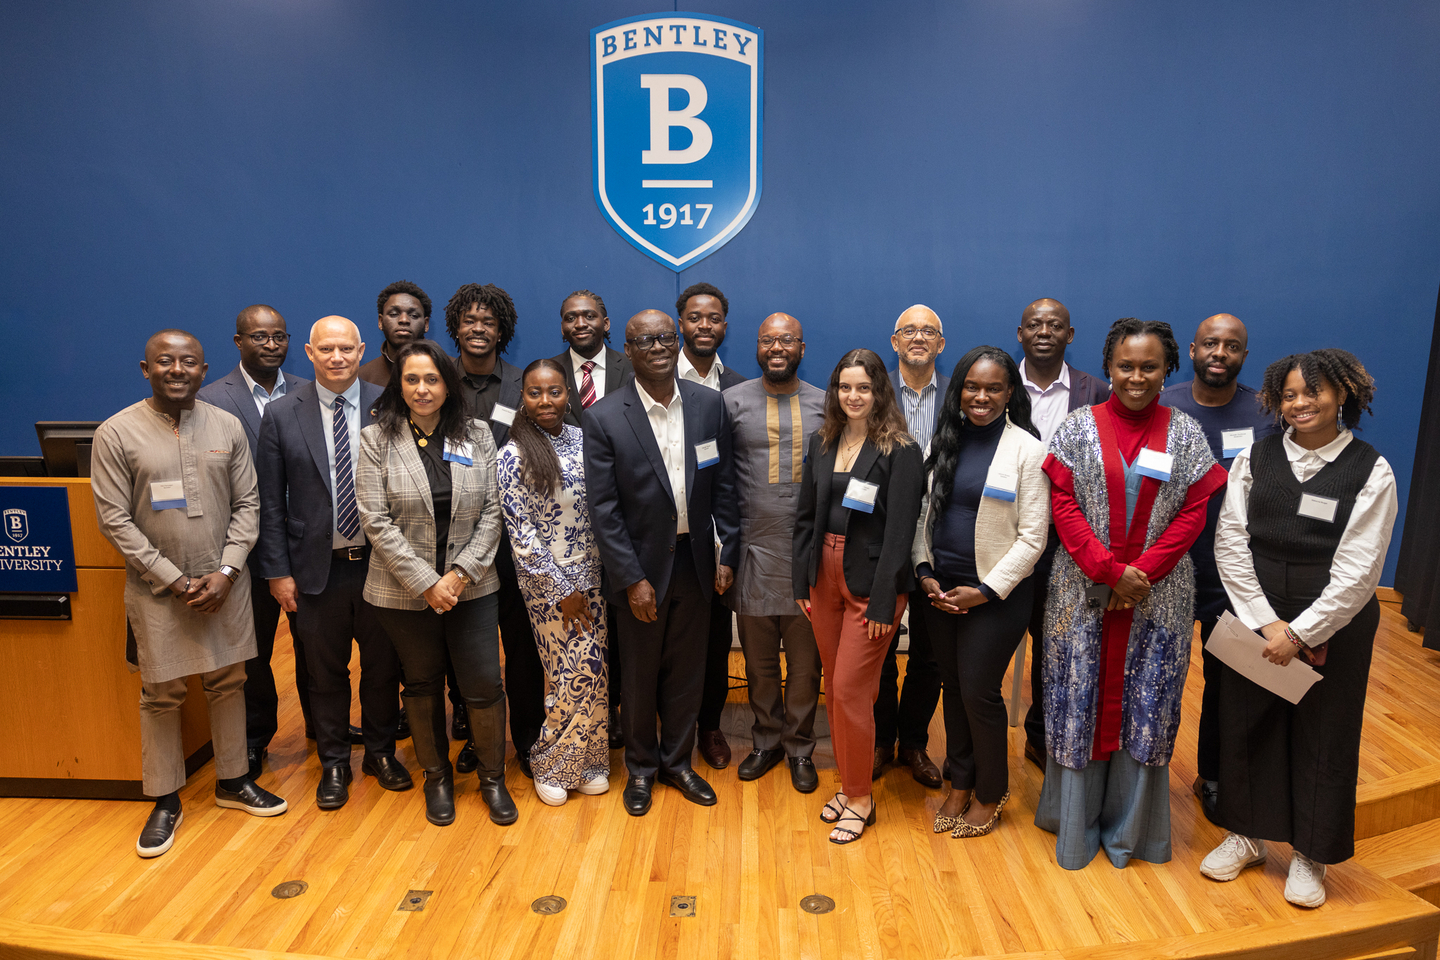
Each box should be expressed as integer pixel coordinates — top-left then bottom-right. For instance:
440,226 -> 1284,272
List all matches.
912,346 -> 1050,837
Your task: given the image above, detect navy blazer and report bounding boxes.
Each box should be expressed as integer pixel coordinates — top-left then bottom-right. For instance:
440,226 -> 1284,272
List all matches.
197,364 -> 312,458
1066,362 -> 1111,411
255,378 -> 384,595
583,379 -> 741,603
552,346 -> 634,428
888,367 -> 951,439
716,365 -> 746,391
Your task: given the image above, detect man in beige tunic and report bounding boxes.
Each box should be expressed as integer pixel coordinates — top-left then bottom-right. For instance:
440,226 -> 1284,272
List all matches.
92,329 -> 288,859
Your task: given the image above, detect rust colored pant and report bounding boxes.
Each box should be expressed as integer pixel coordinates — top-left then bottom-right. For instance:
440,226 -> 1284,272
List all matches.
809,533 -> 907,799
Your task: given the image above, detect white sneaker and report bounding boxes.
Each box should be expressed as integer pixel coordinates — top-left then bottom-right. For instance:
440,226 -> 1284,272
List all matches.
535,780 -> 568,806
576,775 -> 610,796
1200,832 -> 1267,881
1285,851 -> 1327,908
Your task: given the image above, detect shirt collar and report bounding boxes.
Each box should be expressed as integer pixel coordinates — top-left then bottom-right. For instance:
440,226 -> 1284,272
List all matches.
676,350 -> 722,384
1018,358 -> 1070,392
457,354 -> 502,386
315,377 -> 361,411
240,365 -> 286,399
636,379 -> 682,413
1283,426 -> 1353,463
570,347 -> 606,373
899,369 -> 937,397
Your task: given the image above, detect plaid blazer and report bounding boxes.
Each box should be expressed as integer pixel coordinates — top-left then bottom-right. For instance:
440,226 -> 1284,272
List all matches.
356,417 -> 502,610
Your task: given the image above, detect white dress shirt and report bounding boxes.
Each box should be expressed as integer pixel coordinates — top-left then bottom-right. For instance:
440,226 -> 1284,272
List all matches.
1214,427 -> 1397,647
636,380 -> 689,535
569,347 -> 608,402
897,369 -> 939,455
314,378 -> 366,549
677,350 -> 724,391
239,366 -> 287,418
1019,358 -> 1072,445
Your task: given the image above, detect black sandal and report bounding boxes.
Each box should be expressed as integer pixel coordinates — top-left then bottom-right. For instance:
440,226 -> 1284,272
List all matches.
820,794 -> 847,824
829,803 -> 876,845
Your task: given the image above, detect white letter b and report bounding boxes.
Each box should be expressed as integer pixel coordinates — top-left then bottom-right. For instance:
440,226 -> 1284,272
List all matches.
639,74 -> 712,164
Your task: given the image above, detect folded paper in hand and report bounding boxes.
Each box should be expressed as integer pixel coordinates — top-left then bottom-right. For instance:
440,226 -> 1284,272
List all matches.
1204,610 -> 1322,705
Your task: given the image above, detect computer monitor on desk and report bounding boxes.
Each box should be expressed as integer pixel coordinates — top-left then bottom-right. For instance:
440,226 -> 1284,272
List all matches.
35,421 -> 102,477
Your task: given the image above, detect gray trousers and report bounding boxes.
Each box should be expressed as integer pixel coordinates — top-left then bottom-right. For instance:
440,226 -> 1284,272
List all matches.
140,661 -> 248,796
736,613 -> 821,757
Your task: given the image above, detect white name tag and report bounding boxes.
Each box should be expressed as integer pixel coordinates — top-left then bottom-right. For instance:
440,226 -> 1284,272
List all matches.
695,439 -> 719,469
1298,493 -> 1339,523
842,477 -> 880,513
1135,447 -> 1174,482
982,467 -> 1018,503
442,438 -> 475,466
490,403 -> 517,427
150,480 -> 186,511
1221,428 -> 1255,459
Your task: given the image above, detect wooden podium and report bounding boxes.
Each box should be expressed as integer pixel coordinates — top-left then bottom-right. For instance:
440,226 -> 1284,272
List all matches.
0,478 -> 213,799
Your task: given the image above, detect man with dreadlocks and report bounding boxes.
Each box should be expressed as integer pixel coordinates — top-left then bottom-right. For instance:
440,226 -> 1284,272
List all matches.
1202,349 -> 1396,908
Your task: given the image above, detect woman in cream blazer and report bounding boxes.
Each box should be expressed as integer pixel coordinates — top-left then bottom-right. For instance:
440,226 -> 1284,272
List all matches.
911,346 -> 1050,838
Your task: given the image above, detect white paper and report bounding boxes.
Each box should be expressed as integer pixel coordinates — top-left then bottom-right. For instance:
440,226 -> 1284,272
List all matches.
1205,610 -> 1322,705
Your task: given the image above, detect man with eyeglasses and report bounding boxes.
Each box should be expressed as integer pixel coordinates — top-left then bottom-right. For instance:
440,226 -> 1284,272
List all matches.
583,310 -> 740,816
872,305 -> 948,789
198,305 -> 312,779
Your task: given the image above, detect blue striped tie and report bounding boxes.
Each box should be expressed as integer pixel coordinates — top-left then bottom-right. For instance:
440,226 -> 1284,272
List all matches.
333,397 -> 361,540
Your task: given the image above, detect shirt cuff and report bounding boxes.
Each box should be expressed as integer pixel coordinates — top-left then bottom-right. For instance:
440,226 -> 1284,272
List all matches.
143,558 -> 184,596
1233,596 -> 1281,634
220,545 -> 250,572
916,562 -> 936,582
977,583 -> 999,602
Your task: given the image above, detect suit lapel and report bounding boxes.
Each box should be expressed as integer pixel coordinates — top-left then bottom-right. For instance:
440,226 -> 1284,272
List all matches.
394,429 -> 434,517
605,347 -> 625,393
225,372 -> 263,445
681,383 -> 701,506
813,437 -> 838,524
851,438 -> 881,485
296,385 -> 335,498
622,384 -> 675,505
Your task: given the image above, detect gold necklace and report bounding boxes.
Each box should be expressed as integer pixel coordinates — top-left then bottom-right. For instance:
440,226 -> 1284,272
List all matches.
409,417 -> 436,448
838,431 -> 864,470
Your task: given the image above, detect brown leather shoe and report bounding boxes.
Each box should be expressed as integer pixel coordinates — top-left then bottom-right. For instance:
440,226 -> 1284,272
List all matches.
697,729 -> 731,769
898,747 -> 943,788
872,745 -> 892,781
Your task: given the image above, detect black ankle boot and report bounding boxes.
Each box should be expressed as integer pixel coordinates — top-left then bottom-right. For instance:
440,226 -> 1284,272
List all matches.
423,769 -> 456,826
466,701 -> 518,825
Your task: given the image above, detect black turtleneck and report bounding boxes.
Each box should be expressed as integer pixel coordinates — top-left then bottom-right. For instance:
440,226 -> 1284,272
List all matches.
929,415 -> 1006,592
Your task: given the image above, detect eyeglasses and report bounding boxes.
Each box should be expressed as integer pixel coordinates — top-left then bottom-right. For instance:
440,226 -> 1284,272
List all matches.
627,333 -> 679,350
896,326 -> 940,342
758,335 -> 802,347
245,333 -> 290,345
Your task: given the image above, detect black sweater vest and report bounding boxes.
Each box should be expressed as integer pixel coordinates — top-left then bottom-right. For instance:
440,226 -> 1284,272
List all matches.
1247,433 -> 1378,564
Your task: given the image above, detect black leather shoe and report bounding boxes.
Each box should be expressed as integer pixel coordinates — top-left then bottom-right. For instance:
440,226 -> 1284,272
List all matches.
1192,776 -> 1221,825
737,747 -> 784,781
478,776 -> 519,826
216,780 -> 288,816
136,807 -> 182,858
788,756 -> 819,794
396,706 -> 411,741
348,724 -> 365,746
899,747 -> 943,789
315,765 -> 353,809
450,707 -> 469,741
455,740 -> 479,774
362,754 -> 414,791
658,767 -> 717,806
517,753 -> 533,780
246,745 -> 266,781
697,729 -> 731,769
623,775 -> 654,816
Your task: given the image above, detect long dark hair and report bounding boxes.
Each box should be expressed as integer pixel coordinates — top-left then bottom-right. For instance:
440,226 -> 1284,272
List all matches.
926,346 -> 1037,513
375,339 -> 469,444
817,348 -> 912,455
507,358 -> 569,495
1259,348 -> 1375,430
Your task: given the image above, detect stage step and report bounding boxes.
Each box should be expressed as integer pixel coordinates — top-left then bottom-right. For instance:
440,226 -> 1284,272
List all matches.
1356,763 -> 1440,841
1356,818 -> 1440,907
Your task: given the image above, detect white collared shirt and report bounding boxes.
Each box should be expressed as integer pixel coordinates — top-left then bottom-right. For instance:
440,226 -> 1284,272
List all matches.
1019,358 -> 1072,444
1214,427 -> 1397,646
677,350 -> 724,391
636,380 -> 689,535
897,369 -> 939,455
239,366 -> 287,418
569,347 -> 608,402
314,378 -> 366,549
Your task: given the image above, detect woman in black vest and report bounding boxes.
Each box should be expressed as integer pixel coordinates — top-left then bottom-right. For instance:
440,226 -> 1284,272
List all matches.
1200,349 -> 1397,908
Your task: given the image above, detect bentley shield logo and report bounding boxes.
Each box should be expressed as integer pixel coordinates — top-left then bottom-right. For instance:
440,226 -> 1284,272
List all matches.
591,12 -> 763,271
3,508 -> 28,543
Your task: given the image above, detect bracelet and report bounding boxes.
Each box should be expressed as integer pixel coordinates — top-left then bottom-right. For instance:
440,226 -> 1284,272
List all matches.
184,577 -> 192,593
1284,626 -> 1303,648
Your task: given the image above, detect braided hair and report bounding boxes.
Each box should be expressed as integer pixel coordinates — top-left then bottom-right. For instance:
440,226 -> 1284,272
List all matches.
925,346 -> 1037,514
506,358 -> 569,495
444,283 -> 517,356
1101,318 -> 1181,380
1258,348 -> 1375,430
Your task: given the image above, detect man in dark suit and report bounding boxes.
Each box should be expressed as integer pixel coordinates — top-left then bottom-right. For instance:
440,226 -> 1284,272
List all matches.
552,289 -> 633,427
583,309 -> 741,816
443,283 -> 545,779
197,304 -> 311,779
1014,297 -> 1110,767
358,280 -> 431,387
875,304 -> 950,789
256,315 -> 411,809
674,282 -> 746,770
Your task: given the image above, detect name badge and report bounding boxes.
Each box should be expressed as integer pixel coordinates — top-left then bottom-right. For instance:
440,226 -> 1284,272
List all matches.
842,477 -> 880,513
150,480 -> 186,511
982,467 -> 1019,503
442,438 -> 475,466
1135,447 -> 1174,482
695,439 -> 719,469
490,403 -> 517,427
1298,493 -> 1339,523
1221,428 -> 1255,459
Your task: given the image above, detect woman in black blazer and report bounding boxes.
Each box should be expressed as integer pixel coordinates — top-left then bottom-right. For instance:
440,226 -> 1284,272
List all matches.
793,348 -> 924,843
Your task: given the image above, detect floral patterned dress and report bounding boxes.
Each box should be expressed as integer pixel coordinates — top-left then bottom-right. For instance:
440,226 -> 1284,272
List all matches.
497,424 -> 609,788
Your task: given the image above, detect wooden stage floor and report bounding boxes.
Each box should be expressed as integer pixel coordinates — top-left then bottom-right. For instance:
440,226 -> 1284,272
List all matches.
0,600 -> 1437,960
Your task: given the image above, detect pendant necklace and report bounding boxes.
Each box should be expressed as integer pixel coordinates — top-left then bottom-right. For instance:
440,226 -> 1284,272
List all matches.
409,418 -> 436,448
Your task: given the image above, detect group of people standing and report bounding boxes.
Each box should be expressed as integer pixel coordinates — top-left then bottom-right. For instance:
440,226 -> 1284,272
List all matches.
91,283 -> 1396,911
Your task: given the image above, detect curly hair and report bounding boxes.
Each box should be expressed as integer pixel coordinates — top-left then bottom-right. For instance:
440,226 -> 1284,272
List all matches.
1101,318 -> 1180,379
375,280 -> 431,319
817,348 -> 913,456
506,358 -> 569,495
444,283 -> 517,356
374,339 -> 470,445
561,289 -> 610,344
675,282 -> 728,318
926,346 -> 1038,513
1258,348 -> 1375,430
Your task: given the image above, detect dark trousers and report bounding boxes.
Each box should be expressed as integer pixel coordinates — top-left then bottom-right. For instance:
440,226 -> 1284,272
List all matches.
373,594 -> 503,709
243,573 -> 313,750
295,554 -> 401,768
924,578 -> 1033,804
1193,577 -> 1230,782
1023,529 -> 1061,752
874,586 -> 941,753
496,542 -> 545,757
736,613 -> 820,757
615,541 -> 709,778
699,599 -> 734,731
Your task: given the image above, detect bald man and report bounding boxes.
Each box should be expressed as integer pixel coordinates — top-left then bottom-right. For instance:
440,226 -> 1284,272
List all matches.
93,330 -> 287,858
257,317 -> 411,810
1160,313 -> 1280,822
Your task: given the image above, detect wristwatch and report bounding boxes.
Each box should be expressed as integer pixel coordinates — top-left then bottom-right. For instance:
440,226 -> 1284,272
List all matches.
219,565 -> 240,583
453,568 -> 473,588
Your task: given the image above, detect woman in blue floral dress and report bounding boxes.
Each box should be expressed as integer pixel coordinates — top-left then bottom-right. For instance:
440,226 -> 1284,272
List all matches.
497,358 -> 610,806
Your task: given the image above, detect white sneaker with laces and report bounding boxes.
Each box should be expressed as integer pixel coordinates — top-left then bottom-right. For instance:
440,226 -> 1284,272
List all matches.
535,779 -> 568,806
1200,832 -> 1267,881
576,775 -> 610,796
1285,851 -> 1328,908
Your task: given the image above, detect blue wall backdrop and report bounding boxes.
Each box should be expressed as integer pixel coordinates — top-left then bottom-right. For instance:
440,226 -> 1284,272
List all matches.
3,1 -> 1437,581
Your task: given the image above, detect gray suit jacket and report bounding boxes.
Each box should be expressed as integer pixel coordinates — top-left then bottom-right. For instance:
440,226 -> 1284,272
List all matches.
355,417 -> 502,611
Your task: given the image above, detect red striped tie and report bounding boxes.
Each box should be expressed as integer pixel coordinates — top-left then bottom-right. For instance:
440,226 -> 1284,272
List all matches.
580,361 -> 597,408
